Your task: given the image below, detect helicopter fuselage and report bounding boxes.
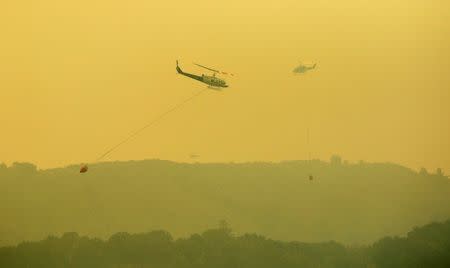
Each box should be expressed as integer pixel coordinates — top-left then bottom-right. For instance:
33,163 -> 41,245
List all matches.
176,62 -> 228,88
201,74 -> 227,88
293,63 -> 317,74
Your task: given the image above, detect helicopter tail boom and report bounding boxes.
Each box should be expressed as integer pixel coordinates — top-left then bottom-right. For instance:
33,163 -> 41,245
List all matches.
176,60 -> 183,74
176,60 -> 204,83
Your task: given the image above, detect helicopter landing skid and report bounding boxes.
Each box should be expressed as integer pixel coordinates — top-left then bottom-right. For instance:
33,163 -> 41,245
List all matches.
207,86 -> 222,91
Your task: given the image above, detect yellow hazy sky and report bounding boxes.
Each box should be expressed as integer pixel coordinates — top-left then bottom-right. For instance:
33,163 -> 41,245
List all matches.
1,1 -> 449,173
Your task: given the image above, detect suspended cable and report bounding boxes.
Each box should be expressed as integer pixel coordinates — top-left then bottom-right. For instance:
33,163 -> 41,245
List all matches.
95,88 -> 208,162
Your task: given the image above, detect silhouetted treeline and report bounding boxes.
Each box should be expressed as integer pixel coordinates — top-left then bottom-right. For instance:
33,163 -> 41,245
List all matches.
1,220 -> 449,268
371,219 -> 450,268
1,158 -> 449,246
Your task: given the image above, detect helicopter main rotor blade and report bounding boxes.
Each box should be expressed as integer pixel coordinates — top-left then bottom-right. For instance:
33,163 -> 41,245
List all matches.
193,62 -> 235,76
193,63 -> 220,73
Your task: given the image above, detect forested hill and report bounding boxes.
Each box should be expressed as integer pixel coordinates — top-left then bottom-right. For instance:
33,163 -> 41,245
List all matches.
1,219 -> 450,268
0,158 -> 449,246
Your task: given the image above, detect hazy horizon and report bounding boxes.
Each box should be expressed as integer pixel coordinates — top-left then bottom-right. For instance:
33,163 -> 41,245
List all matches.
0,156 -> 445,175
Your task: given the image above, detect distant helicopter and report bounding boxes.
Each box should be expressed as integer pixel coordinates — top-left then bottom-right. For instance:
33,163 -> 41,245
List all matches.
176,60 -> 229,89
293,62 -> 317,74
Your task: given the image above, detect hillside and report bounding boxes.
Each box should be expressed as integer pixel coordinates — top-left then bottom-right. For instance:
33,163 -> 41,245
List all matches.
0,159 -> 449,246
